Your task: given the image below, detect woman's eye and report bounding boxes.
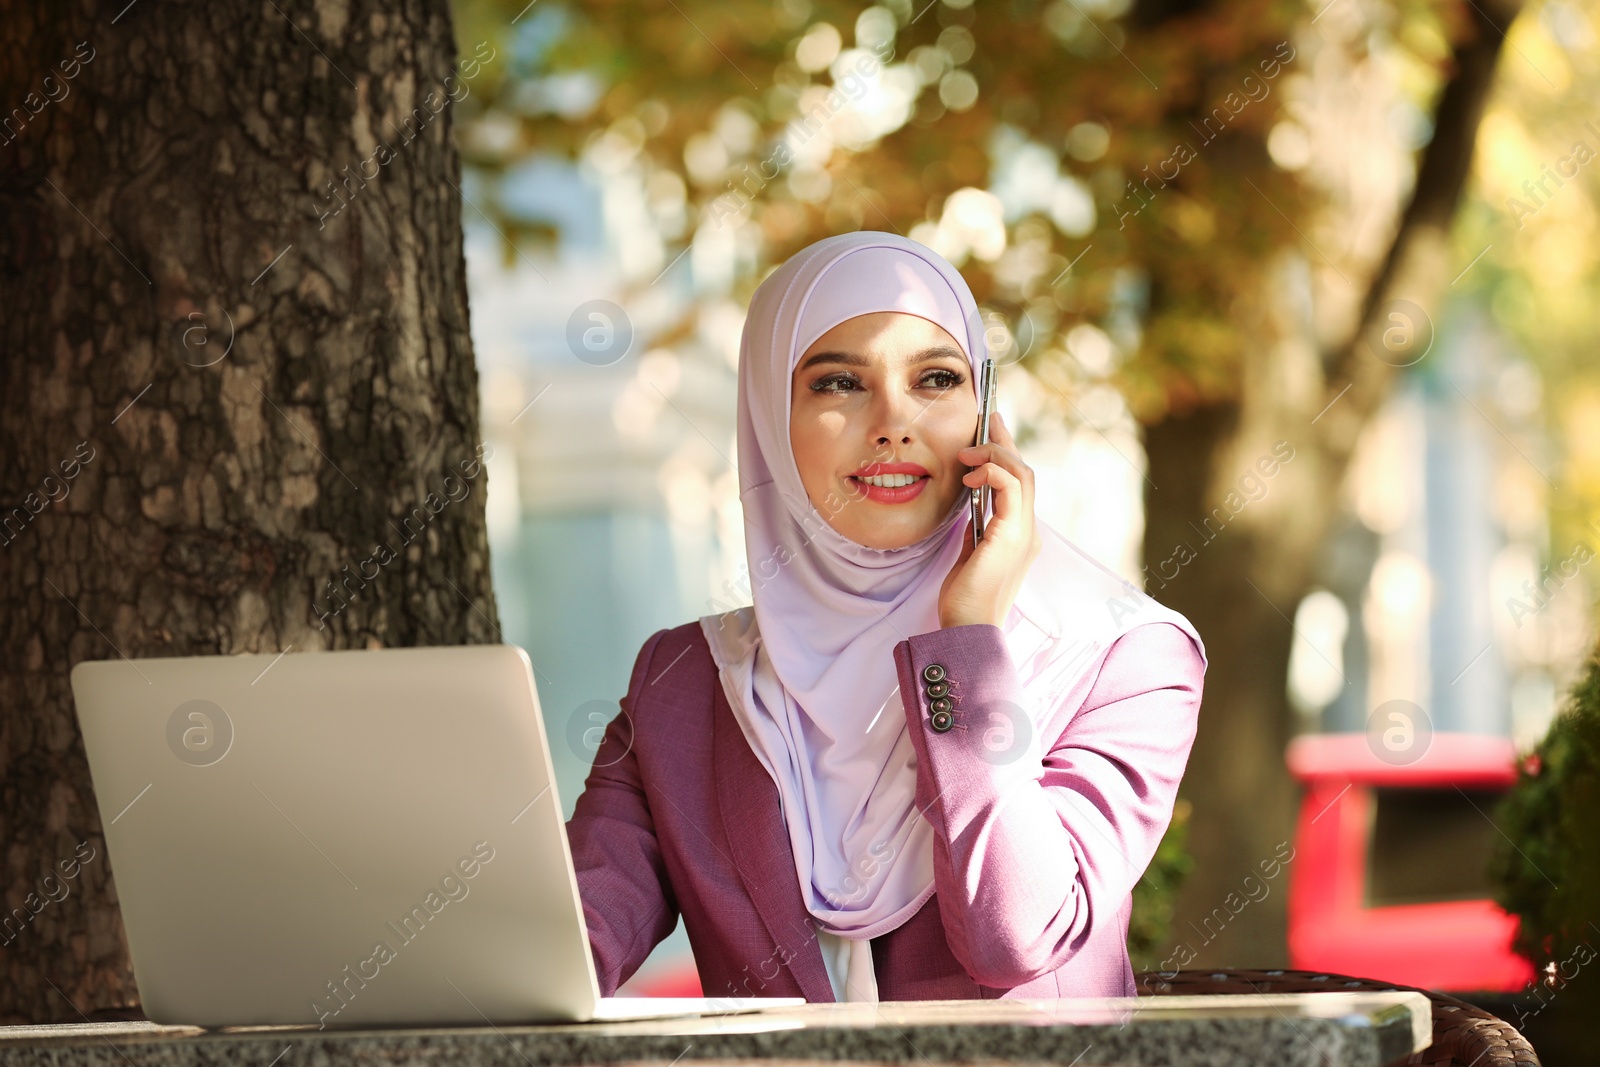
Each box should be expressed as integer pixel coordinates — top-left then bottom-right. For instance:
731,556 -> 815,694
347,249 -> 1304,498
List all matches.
812,374 -> 859,393
922,369 -> 965,389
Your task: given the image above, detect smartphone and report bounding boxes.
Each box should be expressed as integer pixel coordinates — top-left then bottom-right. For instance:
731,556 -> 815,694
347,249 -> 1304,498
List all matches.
970,358 -> 997,544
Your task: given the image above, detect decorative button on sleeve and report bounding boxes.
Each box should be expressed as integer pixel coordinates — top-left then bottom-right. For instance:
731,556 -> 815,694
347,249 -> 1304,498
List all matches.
919,661 -> 957,733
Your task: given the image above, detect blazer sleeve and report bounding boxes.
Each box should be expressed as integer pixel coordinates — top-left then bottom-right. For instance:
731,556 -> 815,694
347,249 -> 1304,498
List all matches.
892,620 -> 1205,988
564,627 -> 681,996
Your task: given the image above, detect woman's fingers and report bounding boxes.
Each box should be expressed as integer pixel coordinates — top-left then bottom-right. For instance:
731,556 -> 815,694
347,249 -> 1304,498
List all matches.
961,444 -> 1031,505
942,411 -> 1038,628
984,411 -> 1033,519
960,412 -> 1024,467
959,443 -> 1026,479
960,412 -> 1034,540
962,460 -> 1023,524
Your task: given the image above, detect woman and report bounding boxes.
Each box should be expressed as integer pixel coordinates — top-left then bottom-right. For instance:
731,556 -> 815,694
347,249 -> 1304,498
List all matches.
564,230 -> 1207,1004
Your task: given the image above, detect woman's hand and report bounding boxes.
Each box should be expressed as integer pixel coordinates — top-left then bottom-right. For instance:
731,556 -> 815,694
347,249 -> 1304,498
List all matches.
938,410 -> 1042,630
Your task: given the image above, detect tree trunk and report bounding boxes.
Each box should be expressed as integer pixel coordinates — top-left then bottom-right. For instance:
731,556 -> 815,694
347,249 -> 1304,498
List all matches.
0,0 -> 499,1022
1140,404 -> 1290,967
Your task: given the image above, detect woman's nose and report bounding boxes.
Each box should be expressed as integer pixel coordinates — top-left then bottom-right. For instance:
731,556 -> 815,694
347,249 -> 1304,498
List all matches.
869,389 -> 919,446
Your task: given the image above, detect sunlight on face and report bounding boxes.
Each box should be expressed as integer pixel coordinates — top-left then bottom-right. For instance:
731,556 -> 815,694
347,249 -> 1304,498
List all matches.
789,312 -> 979,550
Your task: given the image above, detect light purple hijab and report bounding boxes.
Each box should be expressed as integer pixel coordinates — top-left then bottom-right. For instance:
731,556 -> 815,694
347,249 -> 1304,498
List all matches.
698,232 -> 1205,990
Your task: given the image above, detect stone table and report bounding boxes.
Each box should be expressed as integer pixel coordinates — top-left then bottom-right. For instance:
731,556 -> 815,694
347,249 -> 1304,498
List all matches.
0,992 -> 1431,1067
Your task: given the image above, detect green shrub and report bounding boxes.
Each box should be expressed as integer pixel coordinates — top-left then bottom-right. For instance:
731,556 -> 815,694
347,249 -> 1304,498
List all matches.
1488,641 -> 1600,981
1129,797 -> 1194,973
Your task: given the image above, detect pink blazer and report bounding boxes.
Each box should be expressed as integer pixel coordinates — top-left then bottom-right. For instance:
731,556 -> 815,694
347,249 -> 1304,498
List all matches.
563,618 -> 1206,1002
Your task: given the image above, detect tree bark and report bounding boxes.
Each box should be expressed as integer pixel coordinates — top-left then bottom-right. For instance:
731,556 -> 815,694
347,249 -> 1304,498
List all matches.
0,0 -> 499,1022
1146,0 -> 1519,966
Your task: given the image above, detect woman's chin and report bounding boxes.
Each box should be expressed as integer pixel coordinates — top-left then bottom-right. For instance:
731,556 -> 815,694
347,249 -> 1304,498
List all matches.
815,483 -> 962,549
839,512 -> 943,551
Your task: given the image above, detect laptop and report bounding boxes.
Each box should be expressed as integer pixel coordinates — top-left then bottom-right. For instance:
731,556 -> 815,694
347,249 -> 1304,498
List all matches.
69,644 -> 806,1029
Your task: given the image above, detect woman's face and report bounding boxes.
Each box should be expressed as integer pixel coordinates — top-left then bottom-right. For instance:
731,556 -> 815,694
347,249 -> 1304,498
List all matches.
789,311 -> 979,550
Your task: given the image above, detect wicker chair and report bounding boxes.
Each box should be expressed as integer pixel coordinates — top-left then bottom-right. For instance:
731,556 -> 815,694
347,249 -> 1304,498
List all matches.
1133,967 -> 1540,1067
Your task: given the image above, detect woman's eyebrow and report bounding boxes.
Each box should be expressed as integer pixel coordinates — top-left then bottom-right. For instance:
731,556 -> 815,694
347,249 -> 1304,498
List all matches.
796,345 -> 967,372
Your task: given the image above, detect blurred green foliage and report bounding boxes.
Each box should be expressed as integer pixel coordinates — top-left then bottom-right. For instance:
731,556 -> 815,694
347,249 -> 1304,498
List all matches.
1451,9 -> 1600,559
449,0 -> 1342,423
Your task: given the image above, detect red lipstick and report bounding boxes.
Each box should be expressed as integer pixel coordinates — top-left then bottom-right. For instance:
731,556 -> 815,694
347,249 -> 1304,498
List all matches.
847,462 -> 931,505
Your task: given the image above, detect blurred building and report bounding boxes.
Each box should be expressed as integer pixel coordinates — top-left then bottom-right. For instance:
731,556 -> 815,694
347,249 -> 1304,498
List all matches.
1288,304 -> 1589,750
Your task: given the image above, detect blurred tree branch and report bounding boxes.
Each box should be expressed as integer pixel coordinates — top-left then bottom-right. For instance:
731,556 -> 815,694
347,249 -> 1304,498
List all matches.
1318,0 -> 1522,463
